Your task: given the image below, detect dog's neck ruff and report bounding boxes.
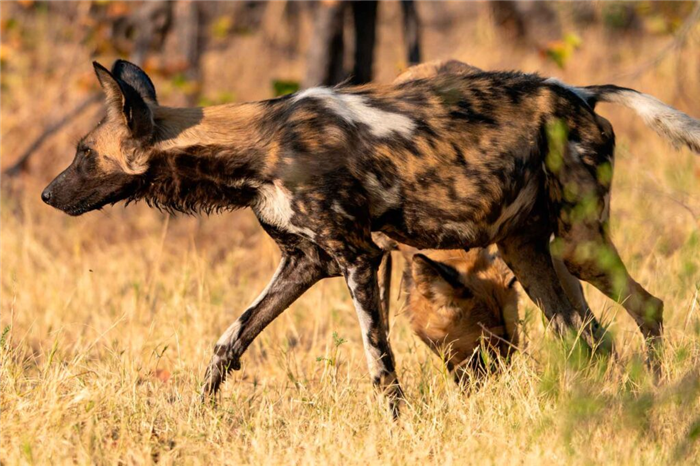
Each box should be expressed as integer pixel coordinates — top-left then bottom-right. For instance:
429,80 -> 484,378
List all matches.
132,103 -> 275,215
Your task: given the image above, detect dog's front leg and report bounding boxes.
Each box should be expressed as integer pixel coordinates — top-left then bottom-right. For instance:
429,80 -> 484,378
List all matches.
201,250 -> 330,399
342,255 -> 403,418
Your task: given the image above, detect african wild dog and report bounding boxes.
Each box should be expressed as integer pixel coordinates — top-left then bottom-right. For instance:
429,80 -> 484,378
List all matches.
43,59 -> 700,416
373,61 -> 602,385
375,231 -> 520,384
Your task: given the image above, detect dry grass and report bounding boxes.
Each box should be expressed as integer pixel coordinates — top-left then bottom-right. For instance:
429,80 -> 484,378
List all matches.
2,2 -> 700,464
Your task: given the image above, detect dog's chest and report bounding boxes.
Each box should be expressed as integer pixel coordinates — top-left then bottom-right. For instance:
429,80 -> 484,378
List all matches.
253,182 -> 316,239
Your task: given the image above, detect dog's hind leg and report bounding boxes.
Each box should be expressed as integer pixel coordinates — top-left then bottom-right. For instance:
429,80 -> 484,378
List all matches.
373,232 -> 397,338
498,234 -> 588,340
340,251 -> 403,418
322,226 -> 403,417
559,228 -> 663,369
377,251 -> 393,338
552,254 -> 614,353
551,128 -> 663,370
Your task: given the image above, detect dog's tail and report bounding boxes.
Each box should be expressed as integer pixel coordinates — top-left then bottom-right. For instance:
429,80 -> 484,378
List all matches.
580,84 -> 700,154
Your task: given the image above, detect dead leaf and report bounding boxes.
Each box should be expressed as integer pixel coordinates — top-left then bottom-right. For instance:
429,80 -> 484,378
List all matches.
154,369 -> 171,383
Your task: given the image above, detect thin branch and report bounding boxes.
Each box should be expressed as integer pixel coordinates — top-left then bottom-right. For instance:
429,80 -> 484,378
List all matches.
614,3 -> 700,81
401,0 -> 422,65
684,286 -> 699,332
3,94 -> 102,178
641,172 -> 700,221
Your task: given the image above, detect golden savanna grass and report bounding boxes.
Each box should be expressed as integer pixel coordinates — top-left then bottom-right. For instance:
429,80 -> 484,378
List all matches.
2,2 -> 700,464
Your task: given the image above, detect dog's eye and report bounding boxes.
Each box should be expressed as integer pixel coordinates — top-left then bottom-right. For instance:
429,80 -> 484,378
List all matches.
84,148 -> 92,157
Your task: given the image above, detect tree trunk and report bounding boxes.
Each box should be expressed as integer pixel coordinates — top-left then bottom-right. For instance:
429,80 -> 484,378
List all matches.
491,1 -> 527,42
351,1 -> 378,84
303,0 -> 346,88
401,0 -> 421,65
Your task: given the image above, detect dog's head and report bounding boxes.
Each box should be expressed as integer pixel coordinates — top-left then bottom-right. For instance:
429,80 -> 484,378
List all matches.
42,60 -> 157,215
407,249 -> 519,353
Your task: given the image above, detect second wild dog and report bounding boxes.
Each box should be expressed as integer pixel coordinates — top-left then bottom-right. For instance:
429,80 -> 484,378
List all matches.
374,231 -> 519,384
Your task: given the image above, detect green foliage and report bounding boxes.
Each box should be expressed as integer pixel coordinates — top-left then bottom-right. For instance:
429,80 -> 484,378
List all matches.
679,232 -> 700,285
332,331 -> 346,348
602,3 -> 638,30
544,33 -> 582,70
210,16 -> 233,40
21,440 -> 33,463
170,73 -> 200,97
545,119 -> 568,174
272,80 -> 300,97
596,162 -> 614,187
198,91 -> 237,107
316,331 -> 346,368
0,325 -> 10,350
688,419 -> 700,441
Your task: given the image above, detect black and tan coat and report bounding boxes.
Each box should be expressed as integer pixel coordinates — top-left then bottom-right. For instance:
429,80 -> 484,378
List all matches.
43,59 -> 700,415
376,61 -> 600,387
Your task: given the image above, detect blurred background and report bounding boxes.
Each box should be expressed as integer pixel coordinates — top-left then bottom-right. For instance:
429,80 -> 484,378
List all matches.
2,3 -> 700,463
2,1 -> 700,181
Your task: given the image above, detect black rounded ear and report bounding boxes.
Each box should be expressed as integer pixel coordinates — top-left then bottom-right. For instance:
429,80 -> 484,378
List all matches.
411,254 -> 471,302
93,61 -> 154,140
111,59 -> 157,103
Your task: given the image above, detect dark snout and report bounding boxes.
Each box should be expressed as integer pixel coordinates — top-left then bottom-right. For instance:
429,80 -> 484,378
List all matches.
41,168 -> 70,210
41,187 -> 52,204
41,163 -> 139,216
41,167 -> 90,215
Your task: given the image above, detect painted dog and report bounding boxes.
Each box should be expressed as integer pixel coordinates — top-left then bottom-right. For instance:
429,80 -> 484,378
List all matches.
373,61 -> 604,387
375,230 -> 520,384
42,59 -> 700,415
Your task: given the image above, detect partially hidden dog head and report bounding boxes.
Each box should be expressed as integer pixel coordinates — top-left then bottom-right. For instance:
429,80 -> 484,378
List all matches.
403,248 -> 519,366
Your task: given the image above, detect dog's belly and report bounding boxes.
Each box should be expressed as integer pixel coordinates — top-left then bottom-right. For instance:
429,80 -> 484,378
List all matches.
372,177 -> 540,250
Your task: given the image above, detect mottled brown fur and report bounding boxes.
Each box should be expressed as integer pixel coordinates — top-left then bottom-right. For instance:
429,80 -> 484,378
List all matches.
377,61 -> 600,384
42,59 -> 700,415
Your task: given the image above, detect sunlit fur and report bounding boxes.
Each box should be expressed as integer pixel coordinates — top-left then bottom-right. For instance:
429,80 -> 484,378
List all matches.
42,59 -> 700,408
403,247 -> 518,378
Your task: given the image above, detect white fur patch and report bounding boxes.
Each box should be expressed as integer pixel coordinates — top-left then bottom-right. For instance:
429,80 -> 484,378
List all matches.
568,142 -> 584,162
254,182 -> 316,239
438,221 -> 480,245
618,90 -> 672,120
364,173 -> 402,216
331,200 -> 355,220
606,90 -> 700,153
346,267 -> 383,373
216,320 -> 242,346
250,257 -> 286,309
544,77 -> 591,105
294,87 -> 415,138
346,267 -> 364,314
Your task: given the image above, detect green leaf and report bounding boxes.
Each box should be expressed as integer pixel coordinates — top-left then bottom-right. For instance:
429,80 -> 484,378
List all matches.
272,80 -> 300,97
211,16 -> 233,39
